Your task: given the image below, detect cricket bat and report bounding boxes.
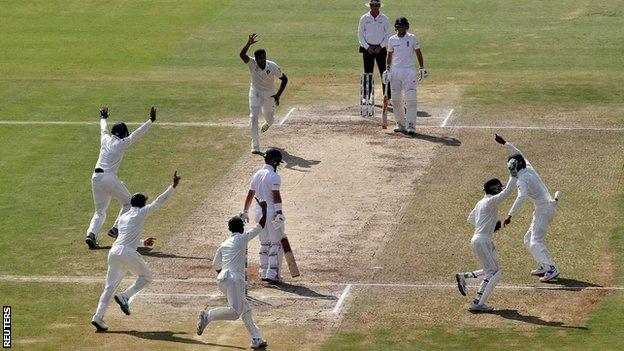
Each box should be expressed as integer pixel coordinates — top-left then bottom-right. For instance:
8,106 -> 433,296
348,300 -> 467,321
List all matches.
280,237 -> 300,278
381,82 -> 388,129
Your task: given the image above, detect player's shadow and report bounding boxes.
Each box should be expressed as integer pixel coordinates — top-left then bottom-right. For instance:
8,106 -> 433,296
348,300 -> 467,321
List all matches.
272,148 -> 321,172
265,282 -> 337,300
417,111 -> 432,117
91,245 -> 112,250
140,251 -> 205,260
541,277 -> 603,289
399,132 -> 461,146
106,330 -> 245,348
491,309 -> 588,330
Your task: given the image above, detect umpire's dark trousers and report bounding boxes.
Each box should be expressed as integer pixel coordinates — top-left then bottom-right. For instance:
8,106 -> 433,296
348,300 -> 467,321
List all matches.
360,46 -> 391,99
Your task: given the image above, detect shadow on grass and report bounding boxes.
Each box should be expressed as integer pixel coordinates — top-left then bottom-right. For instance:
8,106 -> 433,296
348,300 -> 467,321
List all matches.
106,330 -> 246,348
264,281 -> 337,300
140,251 -> 205,260
90,245 -> 112,250
543,277 -> 603,289
491,309 -> 589,330
391,132 -> 461,146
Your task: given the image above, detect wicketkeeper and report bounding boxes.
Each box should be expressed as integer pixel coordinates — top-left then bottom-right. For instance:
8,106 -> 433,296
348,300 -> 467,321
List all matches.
455,174 -> 517,312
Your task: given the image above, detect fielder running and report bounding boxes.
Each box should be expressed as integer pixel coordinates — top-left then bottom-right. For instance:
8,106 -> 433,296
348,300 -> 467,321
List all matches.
358,0 -> 392,102
85,106 -> 156,249
240,33 -> 288,155
384,16 -> 427,135
196,202 -> 269,350
495,134 -> 561,282
91,171 -> 181,331
455,175 -> 517,312
241,148 -> 285,283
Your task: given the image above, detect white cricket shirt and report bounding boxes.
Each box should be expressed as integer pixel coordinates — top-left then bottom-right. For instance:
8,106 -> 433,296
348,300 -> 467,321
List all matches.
249,164 -> 281,205
248,58 -> 284,93
505,143 -> 553,215
212,224 -> 263,280
468,177 -> 517,236
95,119 -> 152,173
387,33 -> 420,69
358,12 -> 391,48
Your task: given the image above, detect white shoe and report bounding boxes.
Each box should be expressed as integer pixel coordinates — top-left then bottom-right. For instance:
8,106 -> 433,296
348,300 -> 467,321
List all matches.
455,273 -> 467,296
251,338 -> 268,349
393,125 -> 406,133
261,122 -> 270,133
554,191 -> 562,202
469,302 -> 494,312
406,127 -> 416,135
539,266 -> 560,282
114,294 -> 130,315
196,310 -> 209,336
531,265 -> 549,276
251,148 -> 263,155
91,316 -> 108,332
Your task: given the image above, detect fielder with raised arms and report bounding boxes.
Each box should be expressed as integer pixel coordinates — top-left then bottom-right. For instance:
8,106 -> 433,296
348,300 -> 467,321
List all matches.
91,171 -> 181,332
241,148 -> 285,283
495,134 -> 561,282
85,106 -> 156,249
384,16 -> 427,135
240,33 -> 288,155
196,202 -> 269,350
455,175 -> 517,312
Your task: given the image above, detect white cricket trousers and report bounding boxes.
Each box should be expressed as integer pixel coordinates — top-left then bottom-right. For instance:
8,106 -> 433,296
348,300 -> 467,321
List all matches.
94,245 -> 153,320
468,235 -> 501,305
390,67 -> 418,129
249,90 -> 276,150
203,273 -> 263,340
255,206 -> 283,280
524,202 -> 556,267
87,172 -> 131,237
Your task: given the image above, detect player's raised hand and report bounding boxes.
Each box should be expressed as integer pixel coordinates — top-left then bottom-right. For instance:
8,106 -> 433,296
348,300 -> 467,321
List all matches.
247,33 -> 258,46
149,106 -> 157,122
173,171 -> 181,188
144,237 -> 156,247
494,134 -> 506,145
100,107 -> 109,119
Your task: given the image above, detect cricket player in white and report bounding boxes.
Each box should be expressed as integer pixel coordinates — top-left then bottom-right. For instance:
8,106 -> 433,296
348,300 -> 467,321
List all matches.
196,202 -> 269,349
240,33 -> 288,155
91,171 -> 180,331
241,149 -> 285,283
495,134 -> 561,282
455,175 -> 517,312
384,17 -> 427,135
85,106 -> 156,249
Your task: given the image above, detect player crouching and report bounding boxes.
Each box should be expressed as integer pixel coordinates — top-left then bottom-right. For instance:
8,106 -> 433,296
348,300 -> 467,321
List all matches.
196,201 -> 269,349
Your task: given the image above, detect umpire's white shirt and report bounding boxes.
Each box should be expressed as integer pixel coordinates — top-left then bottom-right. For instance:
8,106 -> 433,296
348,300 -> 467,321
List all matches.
388,33 -> 420,69
358,12 -> 391,48
248,58 -> 284,94
213,224 -> 263,280
250,164 -> 281,205
469,177 -> 517,236
96,119 -> 152,173
505,143 -> 553,216
113,186 -> 175,250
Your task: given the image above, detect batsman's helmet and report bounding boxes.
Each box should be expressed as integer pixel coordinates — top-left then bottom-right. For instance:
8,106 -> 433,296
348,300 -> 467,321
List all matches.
264,148 -> 283,165
131,193 -> 148,208
228,216 -> 244,233
111,122 -> 129,139
395,16 -> 409,30
483,178 -> 503,195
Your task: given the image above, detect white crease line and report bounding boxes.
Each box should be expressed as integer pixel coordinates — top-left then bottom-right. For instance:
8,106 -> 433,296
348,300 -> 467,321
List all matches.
441,125 -> 624,132
332,284 -> 353,315
279,107 -> 297,125
440,108 -> 454,127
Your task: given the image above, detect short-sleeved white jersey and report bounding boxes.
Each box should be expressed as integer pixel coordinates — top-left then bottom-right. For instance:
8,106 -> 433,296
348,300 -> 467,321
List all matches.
358,12 -> 391,48
468,177 -> 517,237
212,224 -> 263,280
387,33 -> 420,69
248,58 -> 284,93
249,164 -> 281,204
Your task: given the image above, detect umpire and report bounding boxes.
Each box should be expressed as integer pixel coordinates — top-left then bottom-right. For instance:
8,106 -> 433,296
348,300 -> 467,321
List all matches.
358,0 -> 392,101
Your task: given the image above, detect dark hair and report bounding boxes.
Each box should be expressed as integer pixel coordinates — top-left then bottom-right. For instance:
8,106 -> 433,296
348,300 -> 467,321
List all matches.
254,49 -> 266,60
483,178 -> 503,195
111,122 -> 129,139
228,216 -> 244,233
264,148 -> 283,164
131,193 -> 148,208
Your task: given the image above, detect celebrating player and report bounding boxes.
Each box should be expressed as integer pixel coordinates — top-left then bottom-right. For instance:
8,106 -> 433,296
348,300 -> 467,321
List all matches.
196,202 -> 269,350
455,175 -> 517,312
90,171 -> 181,332
385,17 -> 427,135
240,33 -> 288,155
85,106 -> 156,249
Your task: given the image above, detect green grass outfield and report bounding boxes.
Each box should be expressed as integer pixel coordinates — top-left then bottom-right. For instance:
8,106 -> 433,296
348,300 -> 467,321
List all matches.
0,0 -> 623,350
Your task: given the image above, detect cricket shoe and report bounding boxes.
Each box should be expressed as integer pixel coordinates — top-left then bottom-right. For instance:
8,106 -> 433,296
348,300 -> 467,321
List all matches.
114,294 -> 131,315
393,125 -> 406,133
455,273 -> 467,296
261,122 -> 270,133
196,310 -> 209,336
85,233 -> 98,250
539,266 -> 560,282
531,265 -> 548,276
107,227 -> 119,239
251,338 -> 268,349
91,316 -> 108,332
406,127 -> 416,136
468,302 -> 494,312
554,190 -> 562,202
251,148 -> 264,155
